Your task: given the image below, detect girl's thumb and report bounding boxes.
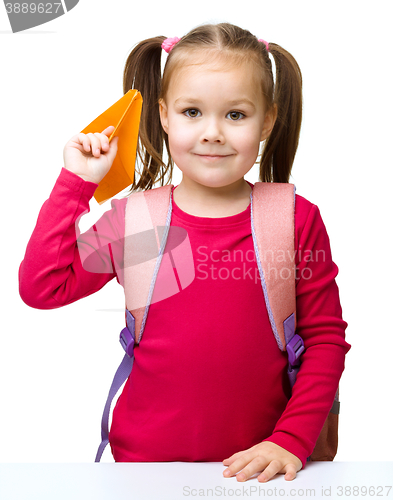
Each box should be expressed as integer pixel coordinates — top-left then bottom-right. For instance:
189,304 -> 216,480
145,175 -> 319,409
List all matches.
107,135 -> 119,163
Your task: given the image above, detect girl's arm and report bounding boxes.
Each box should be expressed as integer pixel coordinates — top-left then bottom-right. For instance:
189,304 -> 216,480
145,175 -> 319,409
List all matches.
19,168 -> 126,308
223,195 -> 351,482
19,127 -> 123,308
265,198 -> 351,460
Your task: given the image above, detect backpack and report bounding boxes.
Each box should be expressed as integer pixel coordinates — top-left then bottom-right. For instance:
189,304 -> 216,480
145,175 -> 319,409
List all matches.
94,182 -> 340,463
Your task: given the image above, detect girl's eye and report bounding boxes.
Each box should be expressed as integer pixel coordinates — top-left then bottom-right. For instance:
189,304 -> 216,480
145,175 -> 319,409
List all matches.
227,111 -> 245,121
184,109 -> 201,118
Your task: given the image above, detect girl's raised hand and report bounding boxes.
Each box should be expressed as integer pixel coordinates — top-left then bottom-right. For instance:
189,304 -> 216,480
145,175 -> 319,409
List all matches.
63,125 -> 119,184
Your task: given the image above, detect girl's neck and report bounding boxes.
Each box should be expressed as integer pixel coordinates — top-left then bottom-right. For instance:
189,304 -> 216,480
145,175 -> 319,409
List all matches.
173,178 -> 252,218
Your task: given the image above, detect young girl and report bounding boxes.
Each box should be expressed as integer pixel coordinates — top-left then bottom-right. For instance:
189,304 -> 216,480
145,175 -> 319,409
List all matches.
19,23 -> 350,483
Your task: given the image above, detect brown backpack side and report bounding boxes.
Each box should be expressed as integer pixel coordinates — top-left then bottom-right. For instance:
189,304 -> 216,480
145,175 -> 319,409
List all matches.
310,394 -> 340,461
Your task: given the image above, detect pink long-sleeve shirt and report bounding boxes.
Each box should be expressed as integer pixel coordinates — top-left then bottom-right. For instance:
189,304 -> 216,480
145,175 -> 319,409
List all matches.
19,168 -> 350,466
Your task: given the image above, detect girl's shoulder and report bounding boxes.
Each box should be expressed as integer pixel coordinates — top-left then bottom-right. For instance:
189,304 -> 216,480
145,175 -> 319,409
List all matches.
295,193 -> 317,219
294,193 -> 331,246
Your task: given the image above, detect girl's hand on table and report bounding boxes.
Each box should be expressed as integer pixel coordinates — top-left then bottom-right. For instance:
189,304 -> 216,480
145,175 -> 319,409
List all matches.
223,441 -> 302,483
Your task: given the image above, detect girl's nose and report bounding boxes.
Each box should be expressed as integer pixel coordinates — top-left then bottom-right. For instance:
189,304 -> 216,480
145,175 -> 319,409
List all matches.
201,119 -> 225,144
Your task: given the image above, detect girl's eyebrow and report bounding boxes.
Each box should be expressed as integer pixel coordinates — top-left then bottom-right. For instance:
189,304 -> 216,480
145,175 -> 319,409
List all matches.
226,99 -> 256,109
174,97 -> 256,109
174,97 -> 202,106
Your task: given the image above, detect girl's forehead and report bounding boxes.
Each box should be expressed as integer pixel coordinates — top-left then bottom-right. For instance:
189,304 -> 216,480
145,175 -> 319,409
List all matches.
166,53 -> 264,102
172,49 -> 255,75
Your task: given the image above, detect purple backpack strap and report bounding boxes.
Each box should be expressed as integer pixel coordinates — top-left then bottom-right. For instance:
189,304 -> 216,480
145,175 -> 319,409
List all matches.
95,185 -> 173,462
250,182 -> 304,387
95,309 -> 135,462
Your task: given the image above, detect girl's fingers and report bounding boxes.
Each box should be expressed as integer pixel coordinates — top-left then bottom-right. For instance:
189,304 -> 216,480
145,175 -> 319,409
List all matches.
74,127 -> 115,148
89,128 -> 115,156
94,132 -> 110,152
257,461 -> 297,483
234,456 -> 270,482
105,135 -> 119,164
257,459 -> 284,483
71,127 -> 116,157
86,133 -> 101,157
76,133 -> 93,154
101,125 -> 115,135
223,452 -> 299,483
223,443 -> 301,484
222,450 -> 245,466
73,133 -> 88,151
283,463 -> 298,481
223,452 -> 256,478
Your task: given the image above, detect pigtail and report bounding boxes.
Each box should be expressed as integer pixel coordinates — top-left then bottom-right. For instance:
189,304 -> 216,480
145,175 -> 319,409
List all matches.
260,44 -> 303,183
123,36 -> 173,191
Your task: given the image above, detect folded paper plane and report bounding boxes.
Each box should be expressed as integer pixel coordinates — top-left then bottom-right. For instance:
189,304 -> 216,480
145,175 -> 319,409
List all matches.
81,89 -> 143,204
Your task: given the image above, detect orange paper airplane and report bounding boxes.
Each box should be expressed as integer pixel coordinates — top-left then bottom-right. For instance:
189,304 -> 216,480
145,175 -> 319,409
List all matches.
81,89 -> 143,204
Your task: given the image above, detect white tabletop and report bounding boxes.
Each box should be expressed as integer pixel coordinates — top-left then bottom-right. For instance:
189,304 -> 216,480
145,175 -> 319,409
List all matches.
0,462 -> 392,500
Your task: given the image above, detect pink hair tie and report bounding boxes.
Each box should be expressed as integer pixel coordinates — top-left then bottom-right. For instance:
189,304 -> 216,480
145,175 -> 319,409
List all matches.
161,37 -> 181,53
258,39 -> 269,52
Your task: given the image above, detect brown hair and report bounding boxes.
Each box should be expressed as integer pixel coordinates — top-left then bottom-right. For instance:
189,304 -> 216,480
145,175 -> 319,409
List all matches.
123,23 -> 302,191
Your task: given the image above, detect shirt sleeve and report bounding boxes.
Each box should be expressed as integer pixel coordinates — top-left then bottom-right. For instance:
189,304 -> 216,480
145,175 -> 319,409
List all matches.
263,195 -> 351,466
19,168 -> 126,309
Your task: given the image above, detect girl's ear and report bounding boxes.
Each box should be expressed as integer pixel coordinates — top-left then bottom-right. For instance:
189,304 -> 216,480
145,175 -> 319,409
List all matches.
159,99 -> 169,134
260,104 -> 278,142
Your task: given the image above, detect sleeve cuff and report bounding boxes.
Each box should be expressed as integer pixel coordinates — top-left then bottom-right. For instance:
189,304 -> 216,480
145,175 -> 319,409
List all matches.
56,167 -> 98,199
263,434 -> 308,469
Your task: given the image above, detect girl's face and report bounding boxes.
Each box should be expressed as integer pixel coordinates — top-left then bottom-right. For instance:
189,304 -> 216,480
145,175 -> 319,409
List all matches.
159,54 -> 276,192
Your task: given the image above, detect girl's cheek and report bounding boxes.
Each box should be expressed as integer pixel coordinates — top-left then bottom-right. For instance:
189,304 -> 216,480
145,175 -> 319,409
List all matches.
230,129 -> 259,152
169,130 -> 195,152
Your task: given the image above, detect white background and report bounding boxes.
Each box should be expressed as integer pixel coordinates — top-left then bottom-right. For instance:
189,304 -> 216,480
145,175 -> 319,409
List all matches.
1,0 -> 392,464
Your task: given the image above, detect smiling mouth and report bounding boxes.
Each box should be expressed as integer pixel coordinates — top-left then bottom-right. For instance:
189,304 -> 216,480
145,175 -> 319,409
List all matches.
194,154 -> 232,161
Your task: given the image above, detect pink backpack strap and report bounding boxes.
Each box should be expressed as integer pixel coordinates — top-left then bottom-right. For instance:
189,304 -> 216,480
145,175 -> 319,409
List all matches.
124,184 -> 173,344
250,182 -> 297,351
